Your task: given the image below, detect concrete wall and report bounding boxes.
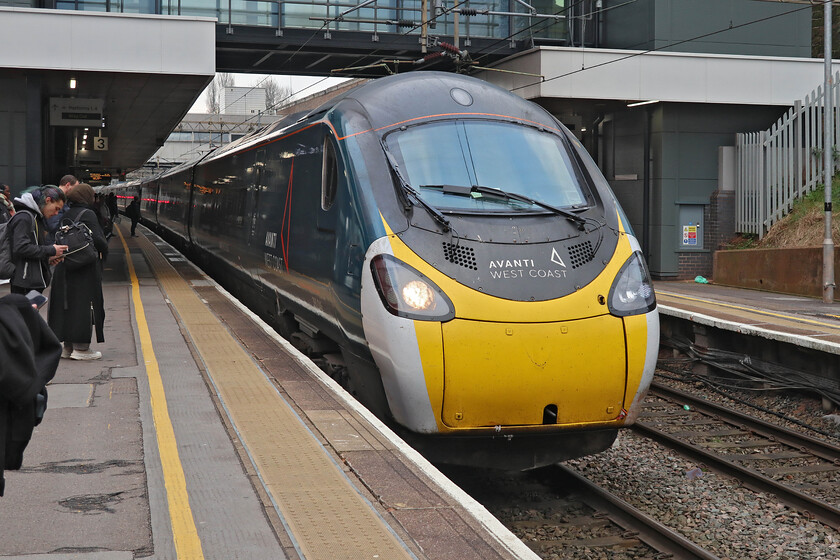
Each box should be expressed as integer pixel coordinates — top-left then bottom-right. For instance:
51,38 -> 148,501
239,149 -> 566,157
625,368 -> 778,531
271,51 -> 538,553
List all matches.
0,74 -> 41,190
603,0 -> 812,58
714,247 -> 839,300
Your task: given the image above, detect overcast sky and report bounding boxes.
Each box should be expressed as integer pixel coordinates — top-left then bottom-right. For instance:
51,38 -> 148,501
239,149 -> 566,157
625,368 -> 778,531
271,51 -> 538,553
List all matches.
190,73 -> 350,113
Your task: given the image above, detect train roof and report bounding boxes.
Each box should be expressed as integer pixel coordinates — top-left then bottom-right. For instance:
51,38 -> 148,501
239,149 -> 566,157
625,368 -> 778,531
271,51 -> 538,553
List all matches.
197,72 -> 562,167
333,72 -> 560,132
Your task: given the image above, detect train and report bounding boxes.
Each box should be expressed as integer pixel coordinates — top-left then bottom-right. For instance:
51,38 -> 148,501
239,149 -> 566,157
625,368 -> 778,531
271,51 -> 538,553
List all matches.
105,71 -> 659,470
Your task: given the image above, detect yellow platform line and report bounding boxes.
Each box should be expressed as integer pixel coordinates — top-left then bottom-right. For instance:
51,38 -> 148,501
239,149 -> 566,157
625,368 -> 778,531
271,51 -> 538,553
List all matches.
135,234 -> 413,559
657,290 -> 840,333
118,227 -> 205,560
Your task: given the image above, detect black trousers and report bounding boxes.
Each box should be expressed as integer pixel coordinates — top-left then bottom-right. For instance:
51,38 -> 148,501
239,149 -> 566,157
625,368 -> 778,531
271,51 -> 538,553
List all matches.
130,219 -> 138,236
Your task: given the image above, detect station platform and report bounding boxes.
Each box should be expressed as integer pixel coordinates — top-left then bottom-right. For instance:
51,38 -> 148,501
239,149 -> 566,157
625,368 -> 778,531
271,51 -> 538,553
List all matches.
655,280 -> 840,353
655,279 -> 840,411
0,223 -> 537,560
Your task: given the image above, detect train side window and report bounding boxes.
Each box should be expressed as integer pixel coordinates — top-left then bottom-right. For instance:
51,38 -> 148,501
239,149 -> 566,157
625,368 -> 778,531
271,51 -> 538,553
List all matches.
322,136 -> 338,211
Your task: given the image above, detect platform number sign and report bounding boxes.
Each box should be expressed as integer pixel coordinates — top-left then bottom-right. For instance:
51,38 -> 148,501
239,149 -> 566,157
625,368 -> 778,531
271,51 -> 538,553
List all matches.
93,137 -> 108,151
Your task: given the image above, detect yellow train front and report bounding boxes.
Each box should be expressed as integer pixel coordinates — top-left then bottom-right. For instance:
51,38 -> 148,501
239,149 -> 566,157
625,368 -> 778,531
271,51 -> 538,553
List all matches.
351,73 -> 659,469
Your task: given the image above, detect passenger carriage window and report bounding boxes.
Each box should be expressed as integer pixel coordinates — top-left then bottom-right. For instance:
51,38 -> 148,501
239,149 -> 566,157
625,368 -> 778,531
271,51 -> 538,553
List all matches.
322,135 -> 339,211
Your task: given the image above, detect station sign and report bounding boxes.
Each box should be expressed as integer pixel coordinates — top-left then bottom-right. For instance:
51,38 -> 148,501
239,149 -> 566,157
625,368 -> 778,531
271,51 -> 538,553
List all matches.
50,98 -> 103,127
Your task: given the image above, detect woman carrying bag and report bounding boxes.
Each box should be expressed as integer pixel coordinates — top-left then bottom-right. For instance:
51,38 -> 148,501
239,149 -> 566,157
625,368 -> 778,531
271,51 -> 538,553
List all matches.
47,183 -> 108,361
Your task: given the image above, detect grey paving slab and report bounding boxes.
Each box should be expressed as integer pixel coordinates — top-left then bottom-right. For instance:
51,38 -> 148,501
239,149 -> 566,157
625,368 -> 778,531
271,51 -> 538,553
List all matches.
46,383 -> 94,408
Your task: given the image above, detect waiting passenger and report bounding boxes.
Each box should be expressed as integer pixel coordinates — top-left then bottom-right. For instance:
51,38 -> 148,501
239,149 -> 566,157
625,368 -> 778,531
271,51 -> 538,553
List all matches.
45,175 -> 79,244
0,183 -> 14,223
0,292 -> 61,496
47,183 -> 108,361
126,196 -> 140,237
8,186 -> 68,295
106,193 -> 118,224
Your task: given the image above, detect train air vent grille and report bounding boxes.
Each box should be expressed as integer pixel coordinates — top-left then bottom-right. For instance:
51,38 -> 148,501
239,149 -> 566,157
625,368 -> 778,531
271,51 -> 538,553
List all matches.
568,241 -> 595,269
442,242 -> 477,270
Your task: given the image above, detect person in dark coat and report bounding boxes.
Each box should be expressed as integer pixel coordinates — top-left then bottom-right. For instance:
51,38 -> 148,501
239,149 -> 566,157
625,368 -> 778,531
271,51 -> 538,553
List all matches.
0,183 -> 13,224
47,183 -> 108,361
45,175 -> 78,244
0,293 -> 61,496
8,186 -> 68,295
125,196 -> 141,237
106,193 -> 118,223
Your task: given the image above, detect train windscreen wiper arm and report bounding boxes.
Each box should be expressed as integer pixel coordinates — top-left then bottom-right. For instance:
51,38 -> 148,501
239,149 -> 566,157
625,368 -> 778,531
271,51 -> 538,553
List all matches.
422,184 -> 587,230
380,145 -> 451,232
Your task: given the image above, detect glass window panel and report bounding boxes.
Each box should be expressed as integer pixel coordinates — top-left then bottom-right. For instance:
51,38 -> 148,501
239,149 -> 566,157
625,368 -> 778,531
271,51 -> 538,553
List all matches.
387,120 -> 587,211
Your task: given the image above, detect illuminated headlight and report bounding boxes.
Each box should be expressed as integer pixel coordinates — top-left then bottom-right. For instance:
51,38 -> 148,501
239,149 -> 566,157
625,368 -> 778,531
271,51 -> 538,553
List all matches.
608,251 -> 657,317
371,254 -> 455,321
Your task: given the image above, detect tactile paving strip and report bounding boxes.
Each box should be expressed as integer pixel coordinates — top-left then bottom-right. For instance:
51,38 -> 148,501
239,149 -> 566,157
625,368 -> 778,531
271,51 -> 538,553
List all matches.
139,237 -> 413,560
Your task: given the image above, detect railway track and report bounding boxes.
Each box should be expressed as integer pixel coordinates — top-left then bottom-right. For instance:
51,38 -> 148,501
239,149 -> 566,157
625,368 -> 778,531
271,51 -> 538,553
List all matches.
636,382 -> 840,529
441,464 -> 720,559
446,378 -> 840,559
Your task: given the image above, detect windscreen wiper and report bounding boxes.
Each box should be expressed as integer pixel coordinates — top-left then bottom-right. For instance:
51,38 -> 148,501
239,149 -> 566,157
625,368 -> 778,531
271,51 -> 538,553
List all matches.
381,144 -> 451,232
422,184 -> 588,230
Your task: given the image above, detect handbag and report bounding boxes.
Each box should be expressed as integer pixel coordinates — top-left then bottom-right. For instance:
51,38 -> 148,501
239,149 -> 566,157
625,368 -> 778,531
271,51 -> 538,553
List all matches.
55,213 -> 97,270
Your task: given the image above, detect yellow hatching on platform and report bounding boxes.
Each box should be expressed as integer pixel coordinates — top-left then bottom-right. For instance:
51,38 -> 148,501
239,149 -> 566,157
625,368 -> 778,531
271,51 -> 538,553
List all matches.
136,234 -> 412,560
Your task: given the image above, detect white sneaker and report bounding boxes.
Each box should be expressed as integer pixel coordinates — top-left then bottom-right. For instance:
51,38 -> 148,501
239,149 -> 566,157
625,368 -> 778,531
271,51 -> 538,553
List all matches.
70,349 -> 102,361
61,347 -> 73,359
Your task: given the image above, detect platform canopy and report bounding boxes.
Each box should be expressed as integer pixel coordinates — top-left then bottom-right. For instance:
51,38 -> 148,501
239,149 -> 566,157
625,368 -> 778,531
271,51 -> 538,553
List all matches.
0,8 -> 215,185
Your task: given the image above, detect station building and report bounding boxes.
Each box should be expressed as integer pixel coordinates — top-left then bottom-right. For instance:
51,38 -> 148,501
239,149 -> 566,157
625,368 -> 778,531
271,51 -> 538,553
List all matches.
0,0 -> 836,278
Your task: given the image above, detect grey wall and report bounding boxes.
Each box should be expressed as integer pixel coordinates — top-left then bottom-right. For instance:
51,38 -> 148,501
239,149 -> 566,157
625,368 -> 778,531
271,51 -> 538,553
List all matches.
0,75 -> 30,192
602,103 -> 785,278
603,0 -> 812,57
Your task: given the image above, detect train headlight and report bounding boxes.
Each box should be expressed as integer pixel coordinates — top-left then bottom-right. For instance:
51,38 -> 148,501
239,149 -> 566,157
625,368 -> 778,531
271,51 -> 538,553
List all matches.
371,254 -> 455,321
608,251 -> 657,317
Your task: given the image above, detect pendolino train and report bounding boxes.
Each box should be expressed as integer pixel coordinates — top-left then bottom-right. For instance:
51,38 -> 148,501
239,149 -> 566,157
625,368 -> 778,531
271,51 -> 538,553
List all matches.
108,71 -> 659,469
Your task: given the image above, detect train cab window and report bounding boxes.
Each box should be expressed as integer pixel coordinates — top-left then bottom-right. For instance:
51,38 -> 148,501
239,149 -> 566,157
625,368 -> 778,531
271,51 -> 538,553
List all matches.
322,136 -> 339,211
386,120 -> 589,212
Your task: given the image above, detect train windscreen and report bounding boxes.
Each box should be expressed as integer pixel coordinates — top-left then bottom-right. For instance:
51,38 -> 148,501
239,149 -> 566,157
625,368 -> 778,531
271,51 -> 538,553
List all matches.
385,120 -> 588,212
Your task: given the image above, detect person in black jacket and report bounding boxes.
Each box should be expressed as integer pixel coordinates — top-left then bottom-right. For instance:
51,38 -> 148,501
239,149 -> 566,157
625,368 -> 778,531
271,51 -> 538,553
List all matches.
0,293 -> 61,496
47,183 -> 108,361
8,186 -> 68,295
125,196 -> 141,237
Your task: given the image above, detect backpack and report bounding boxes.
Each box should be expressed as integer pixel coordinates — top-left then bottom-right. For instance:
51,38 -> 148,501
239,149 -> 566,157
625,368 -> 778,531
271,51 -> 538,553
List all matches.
0,221 -> 14,280
54,212 -> 97,270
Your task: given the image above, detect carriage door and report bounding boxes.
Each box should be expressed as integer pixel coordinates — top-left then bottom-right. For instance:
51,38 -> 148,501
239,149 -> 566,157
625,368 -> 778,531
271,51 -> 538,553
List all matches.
247,149 -> 266,247
317,132 -> 340,277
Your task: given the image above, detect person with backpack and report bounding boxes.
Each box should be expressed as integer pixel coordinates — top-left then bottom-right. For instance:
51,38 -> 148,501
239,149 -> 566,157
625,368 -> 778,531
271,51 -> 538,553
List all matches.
45,175 -> 78,244
7,186 -> 68,295
47,183 -> 108,361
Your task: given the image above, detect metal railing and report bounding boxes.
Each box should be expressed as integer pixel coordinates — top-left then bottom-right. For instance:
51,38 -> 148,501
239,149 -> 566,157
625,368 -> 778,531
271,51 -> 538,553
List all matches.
47,0 -> 569,41
736,73 -> 840,238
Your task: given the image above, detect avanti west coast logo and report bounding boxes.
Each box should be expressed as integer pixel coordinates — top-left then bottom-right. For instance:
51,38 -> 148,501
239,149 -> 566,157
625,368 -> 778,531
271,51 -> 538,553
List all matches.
487,248 -> 568,279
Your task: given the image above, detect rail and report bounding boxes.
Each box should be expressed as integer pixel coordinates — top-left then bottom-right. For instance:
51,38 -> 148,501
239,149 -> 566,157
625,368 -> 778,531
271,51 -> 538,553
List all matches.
635,385 -> 840,530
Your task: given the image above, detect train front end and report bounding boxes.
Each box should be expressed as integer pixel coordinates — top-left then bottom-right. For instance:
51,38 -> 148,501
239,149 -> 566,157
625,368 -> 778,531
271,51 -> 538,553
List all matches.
348,74 -> 659,469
